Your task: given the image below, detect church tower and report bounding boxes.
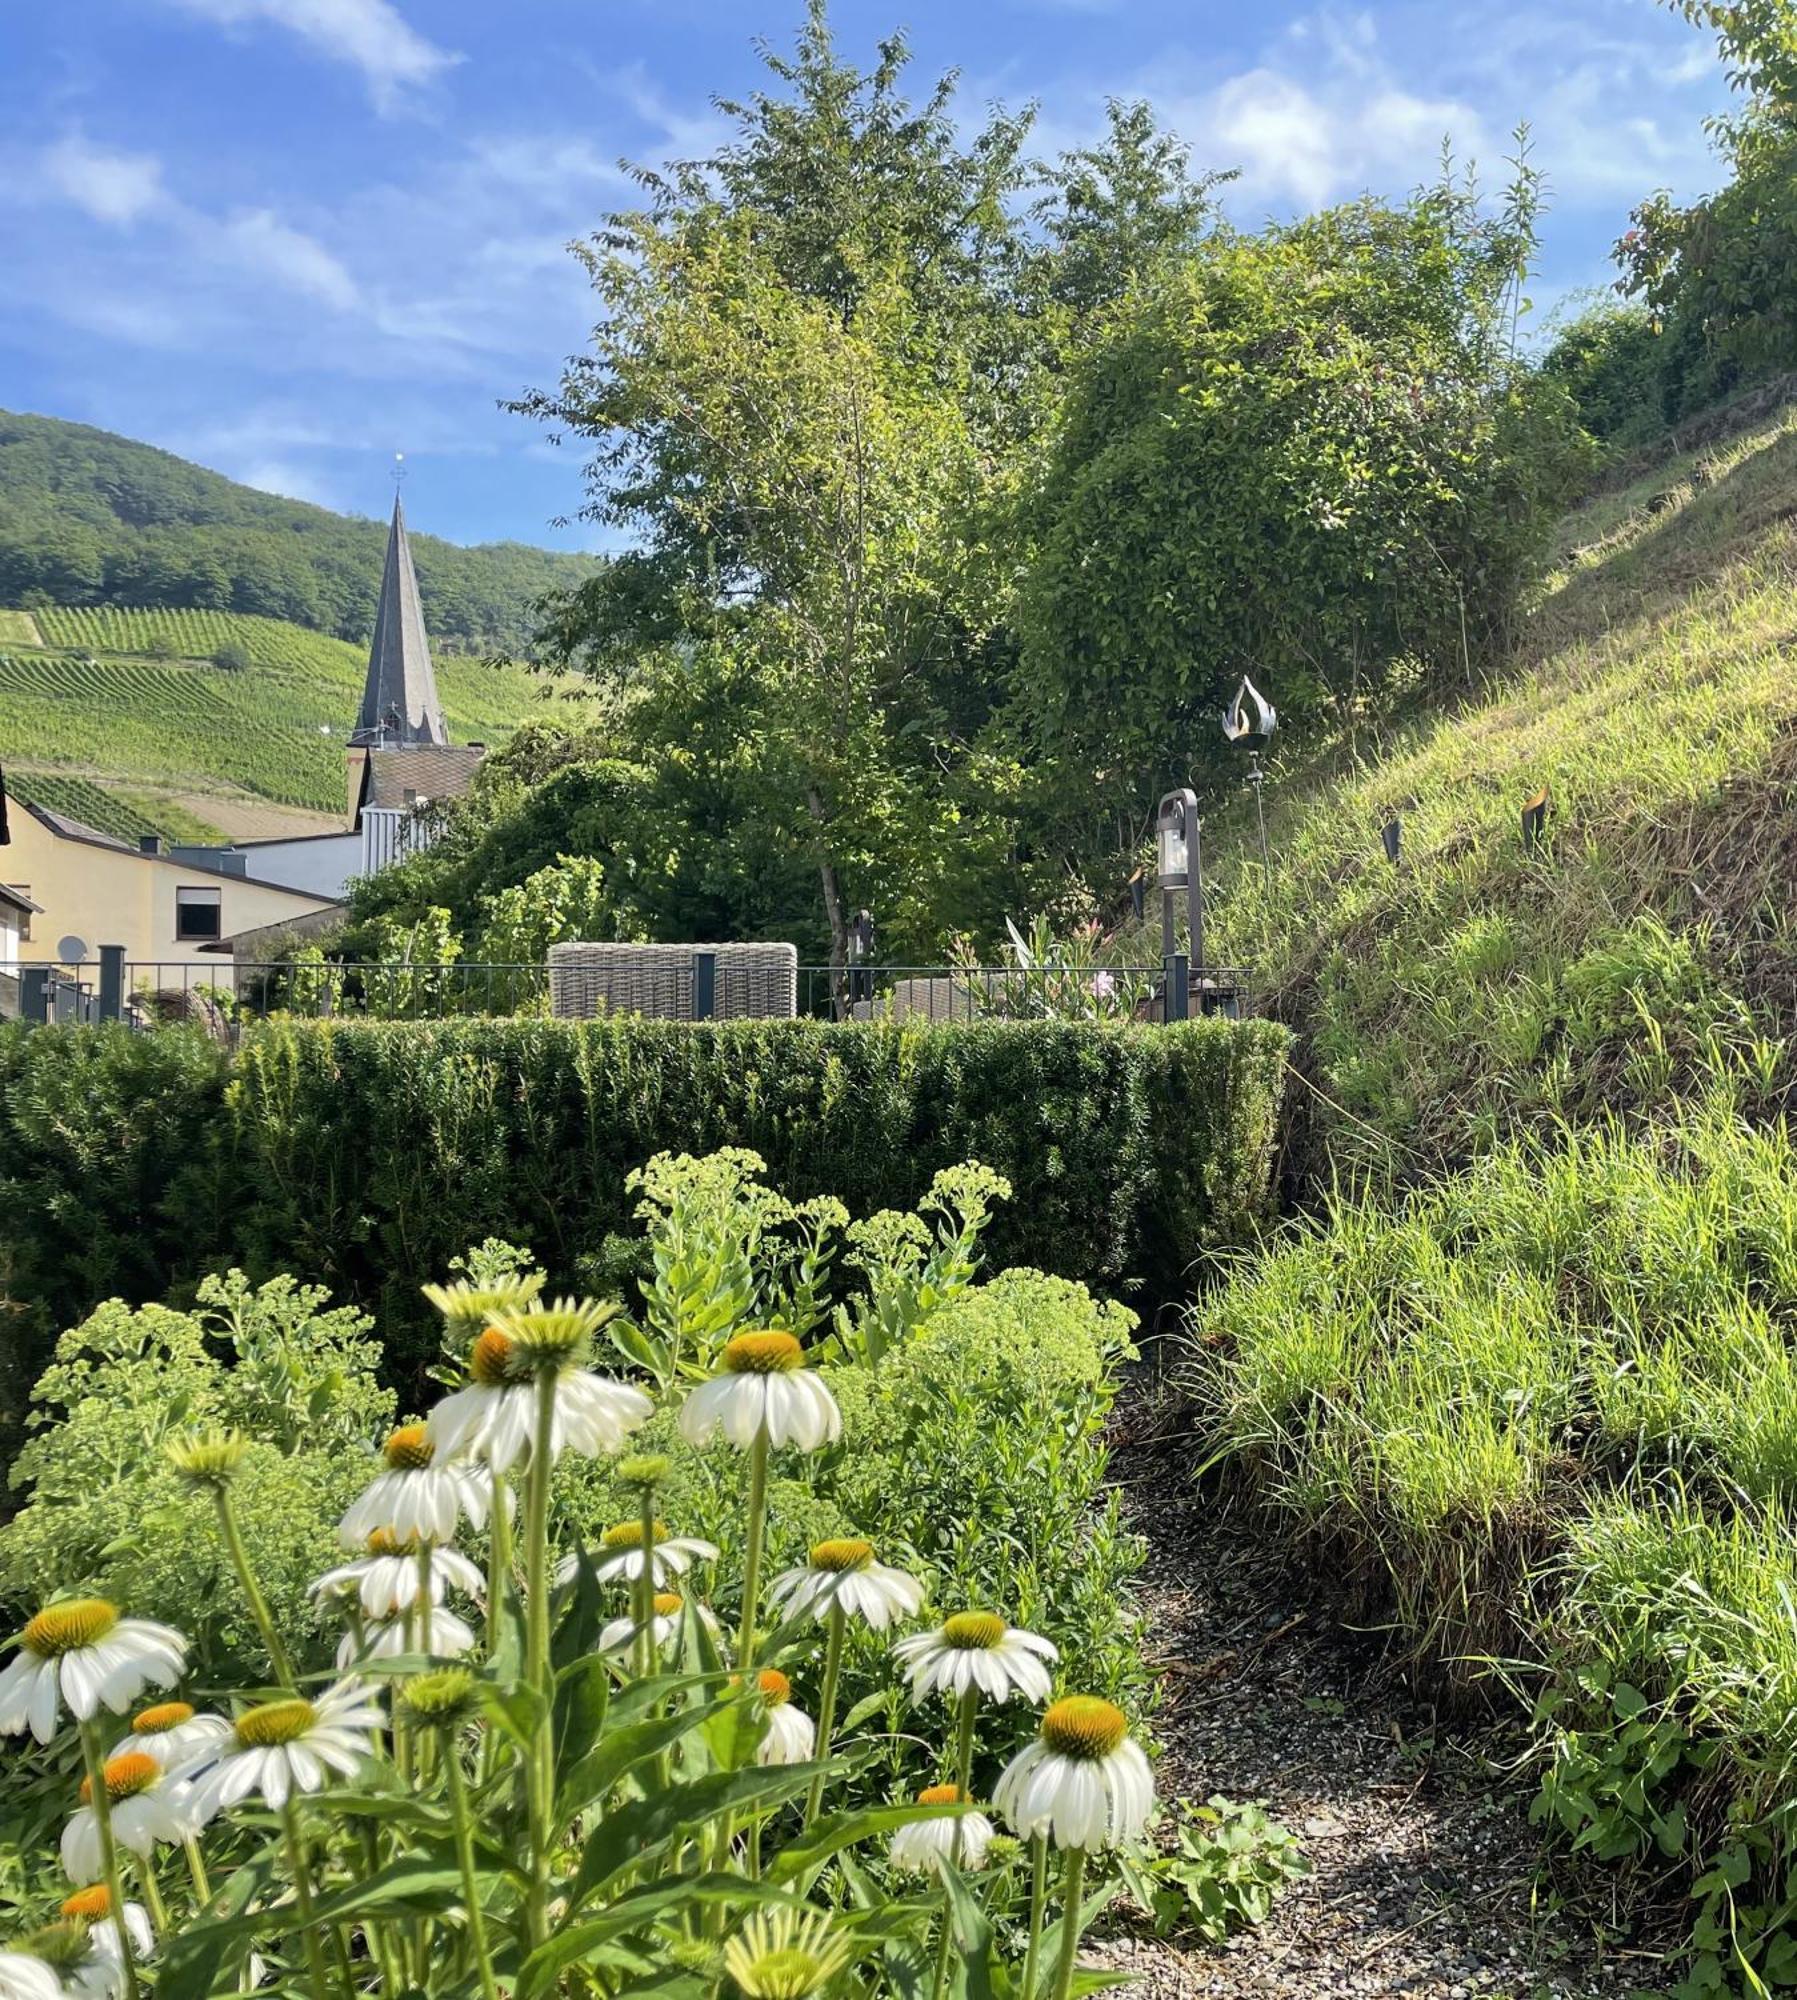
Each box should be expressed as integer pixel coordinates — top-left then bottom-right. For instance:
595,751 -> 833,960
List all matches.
350,494 -> 448,748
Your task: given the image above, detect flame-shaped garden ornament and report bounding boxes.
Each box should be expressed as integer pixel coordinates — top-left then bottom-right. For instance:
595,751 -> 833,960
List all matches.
1223,675 -> 1278,890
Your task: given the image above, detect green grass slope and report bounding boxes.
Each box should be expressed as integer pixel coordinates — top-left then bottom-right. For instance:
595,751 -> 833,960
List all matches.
0,409 -> 597,651
0,604 -> 572,840
1194,399 -> 1797,1181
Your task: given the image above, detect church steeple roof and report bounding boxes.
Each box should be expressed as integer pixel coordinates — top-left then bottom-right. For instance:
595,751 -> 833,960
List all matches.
351,494 -> 447,748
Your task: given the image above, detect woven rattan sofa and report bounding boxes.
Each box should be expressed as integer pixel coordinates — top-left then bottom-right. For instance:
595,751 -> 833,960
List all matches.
548,941 -> 798,1021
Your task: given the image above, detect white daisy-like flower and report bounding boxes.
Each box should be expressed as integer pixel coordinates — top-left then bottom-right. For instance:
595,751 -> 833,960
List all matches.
311,1533 -> 485,1619
181,1681 -> 384,1822
769,1538 -> 923,1633
0,1948 -> 67,2000
751,1670 -> 816,1767
723,1908 -> 851,2000
678,1331 -> 841,1453
993,1695 -> 1154,1853
0,1601 -> 187,1745
893,1612 -> 1057,1705
336,1606 -> 478,1669
109,1700 -> 233,1768
61,1750 -> 193,1883
57,1887 -> 155,1997
554,1519 -> 719,1589
890,1784 -> 995,1875
338,1426 -> 496,1547
427,1325 -> 651,1474
597,1591 -> 719,1658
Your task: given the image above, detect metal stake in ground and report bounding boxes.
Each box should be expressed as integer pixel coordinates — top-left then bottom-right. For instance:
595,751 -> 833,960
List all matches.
1224,675 -> 1278,893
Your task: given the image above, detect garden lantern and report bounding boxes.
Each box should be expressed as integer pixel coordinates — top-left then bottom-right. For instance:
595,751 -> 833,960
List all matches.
1223,675 -> 1278,889
1156,787 -> 1203,1022
1381,815 -> 1402,865
847,908 -> 874,1007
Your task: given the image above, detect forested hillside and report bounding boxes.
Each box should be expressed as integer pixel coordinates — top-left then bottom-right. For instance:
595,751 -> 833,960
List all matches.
0,411 -> 596,651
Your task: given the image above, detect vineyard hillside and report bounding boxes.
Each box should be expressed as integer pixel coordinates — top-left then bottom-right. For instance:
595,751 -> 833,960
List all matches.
0,604 -> 573,843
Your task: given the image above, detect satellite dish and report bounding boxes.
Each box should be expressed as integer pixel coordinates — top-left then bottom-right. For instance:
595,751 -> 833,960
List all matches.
58,935 -> 90,965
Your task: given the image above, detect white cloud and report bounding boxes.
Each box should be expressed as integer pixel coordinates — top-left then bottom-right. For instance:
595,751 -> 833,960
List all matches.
42,135 -> 166,225
159,0 -> 456,109
219,209 -> 359,309
235,457 -> 342,506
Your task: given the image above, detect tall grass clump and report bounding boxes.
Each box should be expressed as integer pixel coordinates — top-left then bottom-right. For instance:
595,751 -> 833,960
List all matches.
1182,1099 -> 1797,1991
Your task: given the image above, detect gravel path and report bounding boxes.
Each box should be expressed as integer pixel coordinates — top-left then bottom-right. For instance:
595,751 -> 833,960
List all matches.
1091,1425 -> 1667,1999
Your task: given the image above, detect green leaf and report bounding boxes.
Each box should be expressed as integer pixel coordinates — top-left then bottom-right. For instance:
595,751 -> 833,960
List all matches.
553,1653 -> 611,1813
521,1876 -> 802,2000
769,1801 -> 965,1887
308,1852 -> 469,1925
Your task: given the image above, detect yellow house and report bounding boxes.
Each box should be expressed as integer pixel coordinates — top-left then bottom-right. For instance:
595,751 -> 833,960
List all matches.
2,800 -> 339,993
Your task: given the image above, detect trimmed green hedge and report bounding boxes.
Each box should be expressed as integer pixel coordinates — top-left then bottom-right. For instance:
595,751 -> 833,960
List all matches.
0,1014 -> 1287,1434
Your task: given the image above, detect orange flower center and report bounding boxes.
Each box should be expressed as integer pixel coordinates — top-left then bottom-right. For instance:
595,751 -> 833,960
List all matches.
917,1782 -> 964,1806
652,1592 -> 684,1618
601,1520 -> 666,1550
79,1752 -> 159,1805
23,1600 -> 118,1657
132,1701 -> 195,1736
757,1669 -> 791,1707
809,1538 -> 873,1574
722,1330 -> 804,1374
470,1327 -> 515,1387
383,1424 -> 433,1471
942,1612 -> 1007,1650
60,1886 -> 112,1922
1040,1695 -> 1129,1760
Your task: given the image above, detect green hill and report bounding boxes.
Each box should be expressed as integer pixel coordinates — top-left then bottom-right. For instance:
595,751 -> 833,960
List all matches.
0,409 -> 597,651
0,603 -> 574,842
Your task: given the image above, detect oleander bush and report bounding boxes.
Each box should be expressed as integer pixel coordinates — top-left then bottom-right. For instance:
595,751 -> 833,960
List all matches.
0,1014 -> 1288,1437
1181,1100 -> 1797,1995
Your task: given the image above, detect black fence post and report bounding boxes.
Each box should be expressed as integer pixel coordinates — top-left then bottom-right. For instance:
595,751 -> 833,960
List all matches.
98,946 -> 125,1024
20,967 -> 49,1026
1163,951 -> 1189,1023
693,950 -> 717,1022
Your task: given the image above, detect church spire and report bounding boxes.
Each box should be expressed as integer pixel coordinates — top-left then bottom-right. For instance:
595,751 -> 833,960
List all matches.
351,493 -> 447,748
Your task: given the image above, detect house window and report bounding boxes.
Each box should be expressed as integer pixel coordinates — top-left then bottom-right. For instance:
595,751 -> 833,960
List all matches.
175,886 -> 222,942
6,889 -> 29,942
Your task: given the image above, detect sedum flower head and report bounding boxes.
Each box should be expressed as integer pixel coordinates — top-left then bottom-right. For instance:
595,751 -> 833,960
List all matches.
165,1427 -> 249,1490
723,1908 -> 851,2000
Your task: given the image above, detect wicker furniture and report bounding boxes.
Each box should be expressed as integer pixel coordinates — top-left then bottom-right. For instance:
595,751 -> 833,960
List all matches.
549,941 -> 798,1021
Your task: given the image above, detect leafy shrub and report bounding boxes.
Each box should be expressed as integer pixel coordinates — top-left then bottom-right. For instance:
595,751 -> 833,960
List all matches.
0,1014 -> 1286,1428
1123,1798 -> 1312,1941
0,1272 -> 394,1678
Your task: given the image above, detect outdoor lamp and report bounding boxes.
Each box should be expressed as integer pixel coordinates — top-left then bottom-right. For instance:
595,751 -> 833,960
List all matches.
1156,788 -> 1203,1021
1224,674 -> 1278,888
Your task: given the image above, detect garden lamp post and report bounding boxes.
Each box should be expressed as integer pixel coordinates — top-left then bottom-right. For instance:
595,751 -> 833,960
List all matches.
847,908 -> 874,1009
1157,788 -> 1202,1022
1223,675 -> 1278,890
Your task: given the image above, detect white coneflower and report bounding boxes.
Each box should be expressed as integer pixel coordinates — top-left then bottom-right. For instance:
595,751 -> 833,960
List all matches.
893,1612 -> 1057,1705
60,1751 -> 192,1883
337,1606 -> 477,1668
597,1591 -> 718,1658
722,1907 -> 851,1999
752,1670 -> 816,1767
0,1601 -> 187,1745
109,1701 -> 232,1768
556,1519 -> 719,1588
57,1888 -> 155,1995
428,1321 -> 651,1473
889,1783 -> 994,1875
993,1695 -> 1153,1852
769,1539 -> 922,1633
678,1331 -> 841,1452
311,1532 -> 485,1619
0,1946 -> 72,2000
339,1426 -> 495,1547
182,1682 -> 383,1822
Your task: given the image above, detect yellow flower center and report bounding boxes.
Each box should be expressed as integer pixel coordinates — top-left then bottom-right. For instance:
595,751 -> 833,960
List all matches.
470,1327 -> 516,1387
601,1520 -> 666,1550
59,1887 -> 112,1922
383,1424 -> 433,1471
652,1592 -> 684,1618
1040,1695 -> 1129,1760
79,1752 -> 159,1805
916,1782 -> 964,1805
808,1538 -> 873,1574
757,1669 -> 791,1707
234,1699 -> 317,1748
722,1330 -> 804,1374
366,1528 -> 413,1557
132,1701 -> 195,1736
942,1612 -> 1007,1650
23,1599 -> 118,1657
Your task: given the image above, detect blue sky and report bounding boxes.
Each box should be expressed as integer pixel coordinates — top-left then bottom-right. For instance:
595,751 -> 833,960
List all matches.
1,0 -> 1734,551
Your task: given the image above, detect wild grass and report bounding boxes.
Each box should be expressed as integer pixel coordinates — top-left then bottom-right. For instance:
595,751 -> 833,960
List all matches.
1185,401 -> 1797,1180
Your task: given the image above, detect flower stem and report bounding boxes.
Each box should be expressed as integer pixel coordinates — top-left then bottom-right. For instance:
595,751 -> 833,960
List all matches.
213,1485 -> 297,1689
278,1797 -> 350,2000
521,1367 -> 559,1950
444,1738 -> 501,2000
929,1888 -> 956,2000
1050,1848 -> 1088,2000
802,1602 -> 847,1828
415,1542 -> 435,1658
135,1858 -> 169,1936
736,1430 -> 770,1669
1021,1834 -> 1048,1999
182,1836 -> 212,1909
485,1472 -> 514,1653
951,1687 -> 978,1863
77,1718 -> 141,2000
634,1486 -> 658,1683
